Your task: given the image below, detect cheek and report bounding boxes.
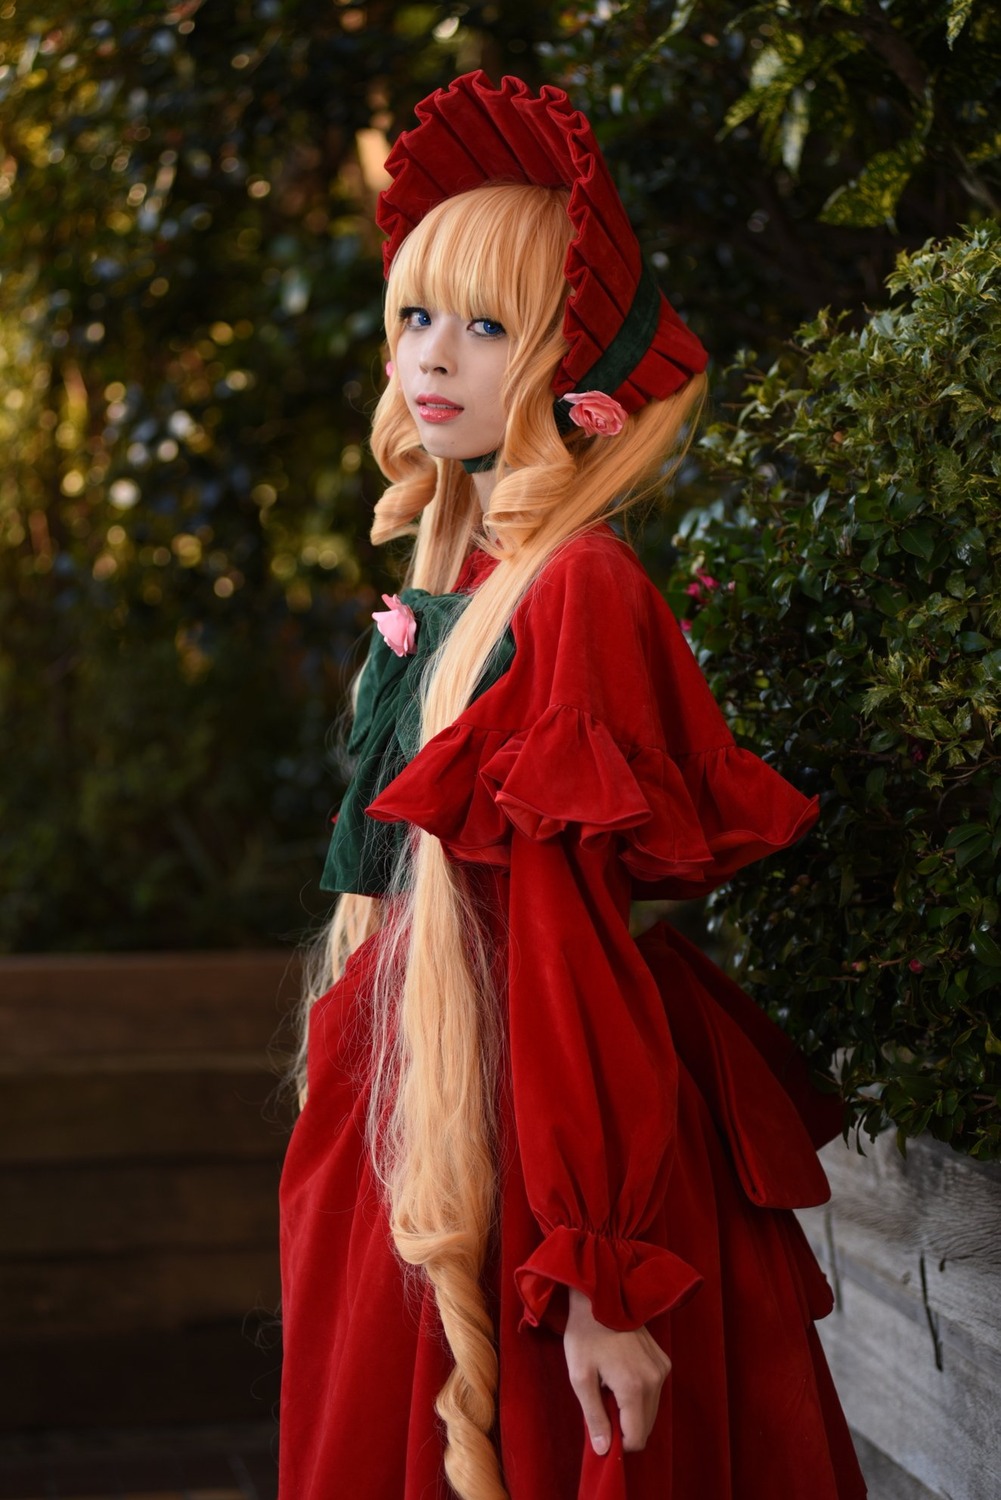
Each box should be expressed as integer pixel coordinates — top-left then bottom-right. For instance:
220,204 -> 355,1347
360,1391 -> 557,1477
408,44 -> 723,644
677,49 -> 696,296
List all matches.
477,350 -> 511,407
394,345 -> 421,400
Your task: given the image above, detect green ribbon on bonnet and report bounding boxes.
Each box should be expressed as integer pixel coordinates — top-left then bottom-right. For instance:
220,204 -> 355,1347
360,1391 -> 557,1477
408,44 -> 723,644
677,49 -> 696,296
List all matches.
320,586 -> 516,897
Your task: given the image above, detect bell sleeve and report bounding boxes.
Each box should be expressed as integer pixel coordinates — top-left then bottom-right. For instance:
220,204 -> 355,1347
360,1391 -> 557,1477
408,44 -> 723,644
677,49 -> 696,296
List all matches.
369,529 -> 817,897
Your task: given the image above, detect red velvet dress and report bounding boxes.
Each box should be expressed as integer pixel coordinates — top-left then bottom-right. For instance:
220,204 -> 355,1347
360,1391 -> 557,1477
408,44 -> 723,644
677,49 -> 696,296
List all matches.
279,528 -> 867,1500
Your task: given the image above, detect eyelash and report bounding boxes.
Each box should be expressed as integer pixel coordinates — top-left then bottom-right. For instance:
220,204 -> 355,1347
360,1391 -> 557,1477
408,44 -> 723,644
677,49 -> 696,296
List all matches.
397,307 -> 507,338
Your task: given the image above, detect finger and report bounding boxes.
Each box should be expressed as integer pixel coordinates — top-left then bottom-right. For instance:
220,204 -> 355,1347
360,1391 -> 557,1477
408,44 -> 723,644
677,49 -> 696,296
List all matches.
569,1366 -> 612,1456
616,1360 -> 668,1452
616,1377 -> 648,1453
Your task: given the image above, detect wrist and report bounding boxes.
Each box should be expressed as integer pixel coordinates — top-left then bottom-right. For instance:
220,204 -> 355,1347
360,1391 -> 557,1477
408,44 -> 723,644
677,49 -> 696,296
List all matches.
567,1286 -> 599,1330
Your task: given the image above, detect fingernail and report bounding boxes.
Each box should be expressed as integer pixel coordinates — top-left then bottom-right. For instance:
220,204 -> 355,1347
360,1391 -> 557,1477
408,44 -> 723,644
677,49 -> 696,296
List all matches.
593,1434 -> 609,1455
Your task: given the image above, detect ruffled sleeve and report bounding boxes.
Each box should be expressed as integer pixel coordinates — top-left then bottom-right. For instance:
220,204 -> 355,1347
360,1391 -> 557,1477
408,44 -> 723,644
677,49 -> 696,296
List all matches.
367,528 -> 817,898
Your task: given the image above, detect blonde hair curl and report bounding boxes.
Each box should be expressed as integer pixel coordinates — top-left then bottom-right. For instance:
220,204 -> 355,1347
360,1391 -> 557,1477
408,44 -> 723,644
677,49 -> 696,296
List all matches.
305,183 -> 707,1499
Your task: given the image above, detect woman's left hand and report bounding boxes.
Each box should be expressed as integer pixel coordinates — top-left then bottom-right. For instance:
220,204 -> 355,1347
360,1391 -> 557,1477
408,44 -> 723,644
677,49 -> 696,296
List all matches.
563,1286 -> 672,1455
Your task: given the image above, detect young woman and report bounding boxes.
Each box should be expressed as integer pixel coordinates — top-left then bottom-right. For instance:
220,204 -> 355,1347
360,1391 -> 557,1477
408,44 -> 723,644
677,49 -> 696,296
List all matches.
279,72 -> 867,1500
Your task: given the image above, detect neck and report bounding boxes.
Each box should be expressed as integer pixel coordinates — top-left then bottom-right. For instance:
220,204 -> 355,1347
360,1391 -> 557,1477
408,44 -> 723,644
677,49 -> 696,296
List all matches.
471,465 -> 499,514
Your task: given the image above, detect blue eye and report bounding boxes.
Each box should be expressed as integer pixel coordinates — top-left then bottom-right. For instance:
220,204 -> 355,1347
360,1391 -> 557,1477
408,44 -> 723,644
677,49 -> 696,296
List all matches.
400,306 -> 431,328
472,317 -> 506,338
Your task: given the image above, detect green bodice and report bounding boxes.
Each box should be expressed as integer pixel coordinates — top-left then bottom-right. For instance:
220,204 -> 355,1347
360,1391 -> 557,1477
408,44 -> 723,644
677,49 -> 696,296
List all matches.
320,587 -> 515,896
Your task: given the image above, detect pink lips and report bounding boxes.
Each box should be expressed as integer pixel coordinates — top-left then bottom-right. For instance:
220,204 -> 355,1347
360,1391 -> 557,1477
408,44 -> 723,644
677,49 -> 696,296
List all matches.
416,393 -> 464,423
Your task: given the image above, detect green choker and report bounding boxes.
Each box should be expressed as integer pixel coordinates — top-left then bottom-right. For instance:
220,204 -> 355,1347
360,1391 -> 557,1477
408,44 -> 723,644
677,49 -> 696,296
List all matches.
461,452 -> 498,474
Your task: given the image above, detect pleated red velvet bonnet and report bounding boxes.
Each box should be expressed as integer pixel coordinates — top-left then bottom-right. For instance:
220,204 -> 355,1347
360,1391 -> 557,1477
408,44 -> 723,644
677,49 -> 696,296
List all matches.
376,71 -> 709,416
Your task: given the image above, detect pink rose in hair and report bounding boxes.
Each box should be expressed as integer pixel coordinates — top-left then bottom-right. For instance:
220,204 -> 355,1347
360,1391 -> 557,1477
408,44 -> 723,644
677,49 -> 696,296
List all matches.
373,594 -> 417,657
563,390 -> 627,437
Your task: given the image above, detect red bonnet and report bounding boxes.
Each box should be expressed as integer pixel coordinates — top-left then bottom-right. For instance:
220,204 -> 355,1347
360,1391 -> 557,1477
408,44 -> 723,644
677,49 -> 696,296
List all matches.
376,71 -> 708,414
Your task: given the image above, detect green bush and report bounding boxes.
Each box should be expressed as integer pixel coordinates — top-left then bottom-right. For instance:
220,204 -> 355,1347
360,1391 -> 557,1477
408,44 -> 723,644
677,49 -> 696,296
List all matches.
670,223 -> 1001,1158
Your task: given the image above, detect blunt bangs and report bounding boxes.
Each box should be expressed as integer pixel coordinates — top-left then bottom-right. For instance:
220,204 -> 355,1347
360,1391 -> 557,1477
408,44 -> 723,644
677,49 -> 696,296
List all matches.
385,184 -> 571,349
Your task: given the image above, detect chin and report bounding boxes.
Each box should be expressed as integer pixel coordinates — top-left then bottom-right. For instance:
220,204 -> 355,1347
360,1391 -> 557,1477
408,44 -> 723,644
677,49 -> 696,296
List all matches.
423,440 -> 498,463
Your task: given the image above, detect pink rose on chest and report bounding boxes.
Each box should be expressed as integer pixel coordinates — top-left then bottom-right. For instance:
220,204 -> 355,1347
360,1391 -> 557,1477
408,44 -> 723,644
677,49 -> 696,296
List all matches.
372,593 -> 417,657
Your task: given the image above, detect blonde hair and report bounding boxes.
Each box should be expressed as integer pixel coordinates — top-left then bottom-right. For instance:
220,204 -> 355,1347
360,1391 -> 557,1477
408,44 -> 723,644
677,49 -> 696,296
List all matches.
305,183 -> 707,1499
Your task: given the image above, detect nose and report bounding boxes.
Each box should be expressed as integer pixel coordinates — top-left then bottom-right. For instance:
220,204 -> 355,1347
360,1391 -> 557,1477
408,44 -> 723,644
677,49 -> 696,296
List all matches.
419,319 -> 456,375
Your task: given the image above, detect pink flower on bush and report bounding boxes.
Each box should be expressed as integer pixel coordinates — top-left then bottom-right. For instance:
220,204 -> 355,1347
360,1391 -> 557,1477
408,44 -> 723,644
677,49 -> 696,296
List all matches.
372,593 -> 417,657
908,959 -> 925,974
686,569 -> 721,602
562,390 -> 627,437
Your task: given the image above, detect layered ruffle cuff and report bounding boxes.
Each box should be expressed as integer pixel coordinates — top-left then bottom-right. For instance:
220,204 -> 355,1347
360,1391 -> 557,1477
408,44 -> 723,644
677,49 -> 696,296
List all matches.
514,1224 -> 703,1335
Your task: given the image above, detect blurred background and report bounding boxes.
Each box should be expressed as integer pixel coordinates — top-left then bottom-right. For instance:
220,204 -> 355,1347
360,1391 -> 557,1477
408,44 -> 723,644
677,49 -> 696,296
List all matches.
1,0 -> 997,1496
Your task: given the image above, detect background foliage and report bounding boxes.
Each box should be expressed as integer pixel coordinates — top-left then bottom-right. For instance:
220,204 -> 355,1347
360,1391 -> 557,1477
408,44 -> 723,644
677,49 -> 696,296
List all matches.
0,0 -> 557,949
670,224 -> 1001,1157
2,0 -> 1000,1154
553,0 -> 1000,352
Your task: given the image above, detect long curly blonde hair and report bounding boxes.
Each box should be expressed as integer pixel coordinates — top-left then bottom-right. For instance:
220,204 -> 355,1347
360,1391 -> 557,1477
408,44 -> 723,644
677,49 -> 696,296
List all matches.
304,183 -> 707,1500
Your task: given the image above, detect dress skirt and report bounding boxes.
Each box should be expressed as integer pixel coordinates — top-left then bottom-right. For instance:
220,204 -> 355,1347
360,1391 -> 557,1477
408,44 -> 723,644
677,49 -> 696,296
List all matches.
279,885 -> 866,1500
